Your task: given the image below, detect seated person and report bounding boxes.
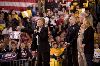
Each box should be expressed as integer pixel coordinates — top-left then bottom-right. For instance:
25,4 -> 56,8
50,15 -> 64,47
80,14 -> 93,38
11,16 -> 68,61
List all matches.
50,42 -> 64,66
18,43 -> 32,59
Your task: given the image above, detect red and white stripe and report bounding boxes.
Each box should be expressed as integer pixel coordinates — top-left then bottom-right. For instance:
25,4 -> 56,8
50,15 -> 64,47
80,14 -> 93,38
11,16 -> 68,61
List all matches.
67,0 -> 73,2
48,0 -> 53,2
0,0 -> 36,12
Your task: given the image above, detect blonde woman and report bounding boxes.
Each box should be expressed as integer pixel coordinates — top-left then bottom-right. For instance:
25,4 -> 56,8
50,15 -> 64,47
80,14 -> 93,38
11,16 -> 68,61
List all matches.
77,24 -> 87,66
82,17 -> 94,66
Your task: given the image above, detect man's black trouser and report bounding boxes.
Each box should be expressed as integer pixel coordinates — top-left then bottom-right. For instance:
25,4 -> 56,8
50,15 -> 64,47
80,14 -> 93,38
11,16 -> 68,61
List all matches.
37,51 -> 50,66
67,46 -> 79,66
85,53 -> 94,66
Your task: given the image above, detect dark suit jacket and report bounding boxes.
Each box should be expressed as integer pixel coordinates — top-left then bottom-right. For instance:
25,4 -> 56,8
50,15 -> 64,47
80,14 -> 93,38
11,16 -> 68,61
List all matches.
65,23 -> 80,48
31,27 -> 50,52
82,26 -> 94,54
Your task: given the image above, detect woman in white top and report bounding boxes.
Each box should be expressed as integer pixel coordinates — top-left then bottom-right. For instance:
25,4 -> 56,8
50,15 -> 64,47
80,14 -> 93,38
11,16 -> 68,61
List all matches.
77,24 -> 87,66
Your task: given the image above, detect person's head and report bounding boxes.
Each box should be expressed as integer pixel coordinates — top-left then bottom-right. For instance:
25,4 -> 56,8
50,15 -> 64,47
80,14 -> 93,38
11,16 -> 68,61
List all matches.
79,13 -> 86,24
60,31 -> 66,38
48,31 -> 52,38
94,44 -> 99,49
76,5 -> 80,9
69,16 -> 76,25
21,30 -> 27,35
0,14 -> 3,20
26,42 -> 31,48
10,9 -> 16,15
75,10 -> 79,15
47,9 -> 51,13
36,11 -> 40,16
4,35 -> 9,45
60,41 -> 64,46
62,7 -> 66,12
49,36 -> 54,43
83,17 -> 92,28
23,40 -> 28,44
56,36 -> 61,43
32,4 -> 36,7
37,17 -> 45,27
96,22 -> 100,33
53,42 -> 58,48
43,13 -> 47,17
11,40 -> 17,50
60,42 -> 67,48
20,43 -> 25,49
7,22 -> 12,28
85,7 -> 90,16
0,40 -> 4,49
50,41 -> 55,46
60,14 -> 64,19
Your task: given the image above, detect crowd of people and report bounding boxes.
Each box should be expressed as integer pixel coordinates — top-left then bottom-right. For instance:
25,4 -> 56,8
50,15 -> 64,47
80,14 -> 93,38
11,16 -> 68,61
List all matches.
0,1 -> 100,66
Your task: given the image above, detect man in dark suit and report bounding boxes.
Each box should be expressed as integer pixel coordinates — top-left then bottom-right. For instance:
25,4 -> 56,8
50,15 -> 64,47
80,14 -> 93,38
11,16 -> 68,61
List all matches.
31,18 -> 50,66
65,16 -> 79,66
82,17 -> 94,66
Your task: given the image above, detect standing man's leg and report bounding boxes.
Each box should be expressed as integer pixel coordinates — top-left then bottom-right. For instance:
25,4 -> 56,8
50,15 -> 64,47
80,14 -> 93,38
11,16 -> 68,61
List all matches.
72,49 -> 79,66
67,47 -> 73,66
42,51 -> 50,66
85,54 -> 94,66
37,52 -> 42,66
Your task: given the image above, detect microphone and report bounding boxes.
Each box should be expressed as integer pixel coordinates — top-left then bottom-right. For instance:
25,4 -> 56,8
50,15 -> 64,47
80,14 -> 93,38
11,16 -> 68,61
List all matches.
34,26 -> 39,33
36,26 -> 39,31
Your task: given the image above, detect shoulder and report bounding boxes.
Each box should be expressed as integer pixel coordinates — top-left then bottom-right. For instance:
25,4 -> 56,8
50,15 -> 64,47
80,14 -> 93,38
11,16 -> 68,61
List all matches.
74,24 -> 80,28
86,26 -> 94,32
84,26 -> 94,34
42,27 -> 48,31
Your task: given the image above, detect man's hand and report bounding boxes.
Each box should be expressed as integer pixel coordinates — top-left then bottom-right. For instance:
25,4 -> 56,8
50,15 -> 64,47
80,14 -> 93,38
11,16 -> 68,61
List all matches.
80,44 -> 85,48
34,29 -> 38,33
63,42 -> 70,48
32,51 -> 36,57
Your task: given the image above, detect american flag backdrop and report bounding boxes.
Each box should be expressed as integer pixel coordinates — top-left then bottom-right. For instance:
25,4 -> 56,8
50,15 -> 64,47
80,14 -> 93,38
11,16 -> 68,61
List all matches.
0,0 -> 36,12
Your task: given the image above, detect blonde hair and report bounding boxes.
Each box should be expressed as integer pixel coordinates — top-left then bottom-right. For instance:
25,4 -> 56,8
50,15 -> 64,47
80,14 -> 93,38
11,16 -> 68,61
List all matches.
39,17 -> 45,24
83,17 -> 93,28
